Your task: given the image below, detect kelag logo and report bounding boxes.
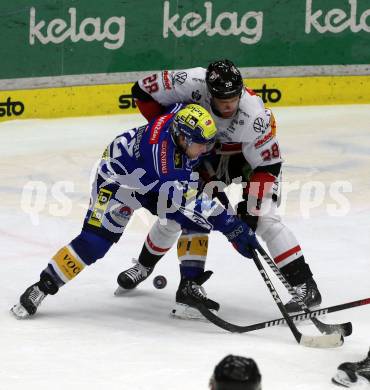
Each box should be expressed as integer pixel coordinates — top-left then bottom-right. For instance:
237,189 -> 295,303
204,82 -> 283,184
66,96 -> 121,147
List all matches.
0,97 -> 25,117
254,85 -> 282,104
29,7 -> 126,50
163,1 -> 263,45
305,0 -> 370,34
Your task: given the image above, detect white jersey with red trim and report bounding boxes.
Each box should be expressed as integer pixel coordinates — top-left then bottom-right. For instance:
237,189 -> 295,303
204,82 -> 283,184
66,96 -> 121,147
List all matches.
139,68 -> 311,280
138,67 -> 283,169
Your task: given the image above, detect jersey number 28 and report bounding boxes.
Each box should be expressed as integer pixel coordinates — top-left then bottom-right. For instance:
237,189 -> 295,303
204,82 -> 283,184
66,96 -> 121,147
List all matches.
142,74 -> 159,94
261,142 -> 280,162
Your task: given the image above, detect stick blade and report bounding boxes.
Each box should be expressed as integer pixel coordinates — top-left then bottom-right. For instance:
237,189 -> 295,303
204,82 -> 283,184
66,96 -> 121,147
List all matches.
300,333 -> 344,348
322,322 -> 352,337
313,319 -> 353,337
304,316 -> 353,337
340,322 -> 353,337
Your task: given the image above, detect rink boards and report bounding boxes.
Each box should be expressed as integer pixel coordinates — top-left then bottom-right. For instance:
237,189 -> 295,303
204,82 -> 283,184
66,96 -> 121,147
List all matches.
1,75 -> 370,122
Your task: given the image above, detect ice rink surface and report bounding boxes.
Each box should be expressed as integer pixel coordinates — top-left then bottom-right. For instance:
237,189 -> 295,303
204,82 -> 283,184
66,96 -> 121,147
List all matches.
1,105 -> 369,390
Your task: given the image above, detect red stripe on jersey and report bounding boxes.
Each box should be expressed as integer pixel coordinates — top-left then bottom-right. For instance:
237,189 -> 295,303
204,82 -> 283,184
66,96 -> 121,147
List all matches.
274,246 -> 302,264
219,143 -> 242,153
146,236 -> 170,253
136,99 -> 165,122
149,114 -> 173,144
244,171 -> 276,200
245,87 -> 256,96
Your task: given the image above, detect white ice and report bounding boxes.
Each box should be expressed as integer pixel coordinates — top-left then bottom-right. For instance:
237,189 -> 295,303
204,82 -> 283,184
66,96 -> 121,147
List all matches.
0,105 -> 369,390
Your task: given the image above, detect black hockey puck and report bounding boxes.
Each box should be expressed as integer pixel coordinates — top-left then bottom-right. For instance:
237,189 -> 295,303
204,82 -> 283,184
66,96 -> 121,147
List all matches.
153,275 -> 167,289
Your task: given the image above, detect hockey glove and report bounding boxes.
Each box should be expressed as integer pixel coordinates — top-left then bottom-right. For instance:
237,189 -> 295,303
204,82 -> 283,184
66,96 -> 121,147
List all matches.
224,218 -> 259,259
236,200 -> 259,232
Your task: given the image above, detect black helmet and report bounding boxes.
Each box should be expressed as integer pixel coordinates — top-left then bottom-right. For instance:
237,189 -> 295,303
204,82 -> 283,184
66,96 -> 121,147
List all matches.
206,59 -> 243,99
210,355 -> 262,390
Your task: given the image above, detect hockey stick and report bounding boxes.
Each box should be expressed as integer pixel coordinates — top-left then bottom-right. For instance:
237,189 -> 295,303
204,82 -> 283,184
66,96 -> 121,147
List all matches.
256,245 -> 352,337
250,249 -> 343,347
207,187 -> 350,336
196,297 -> 370,334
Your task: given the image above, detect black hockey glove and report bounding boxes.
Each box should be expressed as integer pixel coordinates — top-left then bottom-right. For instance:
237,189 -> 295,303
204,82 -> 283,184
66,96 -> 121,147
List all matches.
236,200 -> 259,232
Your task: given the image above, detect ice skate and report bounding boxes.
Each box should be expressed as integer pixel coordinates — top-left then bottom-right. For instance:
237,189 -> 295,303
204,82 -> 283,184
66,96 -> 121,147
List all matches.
284,277 -> 322,314
115,259 -> 154,296
11,283 -> 46,319
171,271 -> 219,320
332,349 -> 370,388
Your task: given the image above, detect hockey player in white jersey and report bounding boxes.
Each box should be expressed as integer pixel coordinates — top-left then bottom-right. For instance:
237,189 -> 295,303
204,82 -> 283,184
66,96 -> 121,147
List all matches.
116,59 -> 322,315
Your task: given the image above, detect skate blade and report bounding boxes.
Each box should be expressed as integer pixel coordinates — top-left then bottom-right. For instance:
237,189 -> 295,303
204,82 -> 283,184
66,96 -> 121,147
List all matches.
10,303 -> 31,320
170,303 -> 217,321
114,286 -> 137,296
332,369 -> 370,388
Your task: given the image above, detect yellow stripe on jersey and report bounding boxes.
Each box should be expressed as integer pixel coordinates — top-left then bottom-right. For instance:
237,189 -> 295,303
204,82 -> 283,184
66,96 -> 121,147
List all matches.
264,107 -> 277,136
52,246 -> 85,280
177,234 -> 209,259
87,188 -> 113,227
270,110 -> 277,137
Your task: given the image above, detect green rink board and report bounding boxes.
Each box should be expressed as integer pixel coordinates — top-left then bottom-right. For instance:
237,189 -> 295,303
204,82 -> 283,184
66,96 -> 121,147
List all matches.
1,0 -> 369,80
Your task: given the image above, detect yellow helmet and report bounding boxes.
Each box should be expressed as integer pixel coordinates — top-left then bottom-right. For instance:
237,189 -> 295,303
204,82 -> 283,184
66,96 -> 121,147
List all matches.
172,104 -> 217,145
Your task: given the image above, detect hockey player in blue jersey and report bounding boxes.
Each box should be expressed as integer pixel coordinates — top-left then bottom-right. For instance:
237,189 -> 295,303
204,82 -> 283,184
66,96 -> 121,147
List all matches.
11,104 -> 259,319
